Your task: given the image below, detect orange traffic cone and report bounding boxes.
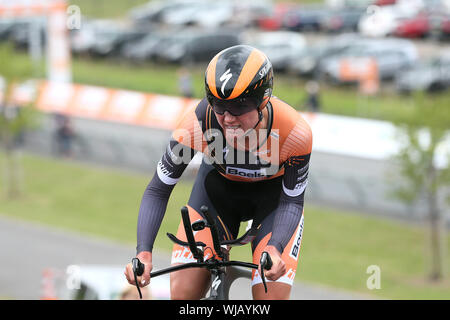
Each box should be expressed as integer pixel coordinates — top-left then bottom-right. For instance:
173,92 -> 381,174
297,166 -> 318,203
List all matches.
41,268 -> 58,300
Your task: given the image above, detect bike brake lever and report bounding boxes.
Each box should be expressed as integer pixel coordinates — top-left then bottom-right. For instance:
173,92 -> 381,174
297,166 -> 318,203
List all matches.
259,252 -> 273,294
131,258 -> 144,299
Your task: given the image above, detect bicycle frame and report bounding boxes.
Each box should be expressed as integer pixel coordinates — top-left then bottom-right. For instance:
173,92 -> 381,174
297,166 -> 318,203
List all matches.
132,205 -> 272,300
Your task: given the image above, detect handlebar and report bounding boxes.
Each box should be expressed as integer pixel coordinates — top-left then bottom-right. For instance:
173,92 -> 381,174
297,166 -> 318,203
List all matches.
131,258 -> 145,299
130,205 -> 273,299
259,251 -> 273,294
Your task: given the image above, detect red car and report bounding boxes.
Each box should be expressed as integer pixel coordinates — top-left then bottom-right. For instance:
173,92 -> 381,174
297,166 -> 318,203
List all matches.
395,14 -> 430,38
442,16 -> 450,36
374,0 -> 397,6
257,3 -> 297,30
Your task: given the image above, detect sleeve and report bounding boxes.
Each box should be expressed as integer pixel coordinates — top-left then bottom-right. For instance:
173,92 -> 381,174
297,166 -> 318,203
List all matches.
267,154 -> 311,253
136,139 -> 196,254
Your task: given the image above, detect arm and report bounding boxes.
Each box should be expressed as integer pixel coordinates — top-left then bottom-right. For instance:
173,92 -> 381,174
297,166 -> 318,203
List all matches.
136,139 -> 196,254
267,154 -> 310,253
264,154 -> 310,281
125,140 -> 196,287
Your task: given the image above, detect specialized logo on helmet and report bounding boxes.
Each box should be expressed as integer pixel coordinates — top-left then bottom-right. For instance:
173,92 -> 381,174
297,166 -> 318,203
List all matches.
259,64 -> 270,77
219,68 -> 232,96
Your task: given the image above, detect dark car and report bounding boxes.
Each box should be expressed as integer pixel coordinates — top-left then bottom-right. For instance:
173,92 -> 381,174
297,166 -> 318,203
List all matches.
153,29 -> 241,64
121,32 -> 166,62
0,18 -> 19,41
88,27 -> 147,58
396,53 -> 450,93
5,17 -> 46,50
282,6 -> 329,32
320,8 -> 366,33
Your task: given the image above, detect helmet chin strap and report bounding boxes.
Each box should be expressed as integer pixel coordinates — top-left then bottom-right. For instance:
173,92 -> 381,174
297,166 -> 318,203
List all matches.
243,109 -> 263,137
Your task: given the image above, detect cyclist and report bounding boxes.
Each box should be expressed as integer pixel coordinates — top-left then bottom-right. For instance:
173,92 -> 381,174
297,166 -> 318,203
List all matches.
124,45 -> 312,300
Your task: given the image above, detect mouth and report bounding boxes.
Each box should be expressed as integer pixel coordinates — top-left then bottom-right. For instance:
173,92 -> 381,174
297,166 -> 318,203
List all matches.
224,125 -> 241,130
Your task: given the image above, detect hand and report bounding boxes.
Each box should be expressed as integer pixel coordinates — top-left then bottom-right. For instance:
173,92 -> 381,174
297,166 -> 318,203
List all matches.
124,251 -> 153,287
262,245 -> 286,281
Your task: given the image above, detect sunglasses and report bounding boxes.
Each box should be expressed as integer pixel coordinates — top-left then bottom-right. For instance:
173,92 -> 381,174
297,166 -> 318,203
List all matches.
207,94 -> 260,117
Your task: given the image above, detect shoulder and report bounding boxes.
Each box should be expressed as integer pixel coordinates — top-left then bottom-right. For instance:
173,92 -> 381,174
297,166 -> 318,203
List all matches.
172,98 -> 209,151
270,97 -> 312,157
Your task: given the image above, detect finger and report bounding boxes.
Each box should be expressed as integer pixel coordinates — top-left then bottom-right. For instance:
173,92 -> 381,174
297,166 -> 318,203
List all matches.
139,265 -> 152,287
125,264 -> 137,285
265,263 -> 285,281
124,271 -> 135,285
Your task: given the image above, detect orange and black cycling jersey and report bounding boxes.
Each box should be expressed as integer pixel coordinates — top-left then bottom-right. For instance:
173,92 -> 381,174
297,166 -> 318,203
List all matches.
136,97 -> 312,254
168,97 -> 312,183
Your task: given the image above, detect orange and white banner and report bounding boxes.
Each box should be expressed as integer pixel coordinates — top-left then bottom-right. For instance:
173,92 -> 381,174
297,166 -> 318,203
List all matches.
0,0 -> 66,16
32,80 -> 199,130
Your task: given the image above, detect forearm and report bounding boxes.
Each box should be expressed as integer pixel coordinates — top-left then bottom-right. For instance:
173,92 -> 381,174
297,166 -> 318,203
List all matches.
136,172 -> 175,254
267,195 -> 304,253
268,153 -> 310,253
136,140 -> 194,254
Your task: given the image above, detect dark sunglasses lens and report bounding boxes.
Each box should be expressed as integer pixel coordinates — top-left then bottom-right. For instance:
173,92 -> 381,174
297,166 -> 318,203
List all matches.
210,97 -> 257,116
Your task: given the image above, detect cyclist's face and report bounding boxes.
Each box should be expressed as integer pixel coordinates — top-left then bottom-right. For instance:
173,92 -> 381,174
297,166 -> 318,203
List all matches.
215,109 -> 259,139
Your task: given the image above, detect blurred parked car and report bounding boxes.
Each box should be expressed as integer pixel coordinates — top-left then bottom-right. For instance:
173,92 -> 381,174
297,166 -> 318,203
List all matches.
162,2 -> 234,28
4,17 -> 46,50
358,0 -> 424,37
375,0 -> 397,5
152,29 -> 241,64
289,33 -> 365,77
394,12 -> 430,38
121,32 -> 166,62
128,0 -> 202,27
283,5 -> 329,32
71,19 -> 117,55
320,8 -> 366,32
257,3 -> 296,30
89,28 -> 146,58
396,53 -> 450,93
230,0 -> 273,28
0,18 -> 20,41
71,19 -> 146,58
319,38 -> 418,83
441,15 -> 450,38
243,31 -> 306,72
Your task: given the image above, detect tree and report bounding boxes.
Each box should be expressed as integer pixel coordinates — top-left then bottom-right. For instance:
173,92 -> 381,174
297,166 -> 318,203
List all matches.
0,43 -> 38,198
391,92 -> 450,281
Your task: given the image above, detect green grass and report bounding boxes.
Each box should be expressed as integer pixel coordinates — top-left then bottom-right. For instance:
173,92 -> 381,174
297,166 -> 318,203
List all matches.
0,152 -> 449,299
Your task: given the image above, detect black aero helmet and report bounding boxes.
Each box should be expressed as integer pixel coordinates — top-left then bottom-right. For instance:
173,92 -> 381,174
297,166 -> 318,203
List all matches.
205,45 -> 273,116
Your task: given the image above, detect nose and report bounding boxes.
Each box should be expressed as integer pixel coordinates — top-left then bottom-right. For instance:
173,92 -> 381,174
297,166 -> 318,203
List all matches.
223,111 -> 236,121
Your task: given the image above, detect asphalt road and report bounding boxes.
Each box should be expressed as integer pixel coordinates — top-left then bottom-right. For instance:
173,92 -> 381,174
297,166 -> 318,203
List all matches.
0,215 -> 372,300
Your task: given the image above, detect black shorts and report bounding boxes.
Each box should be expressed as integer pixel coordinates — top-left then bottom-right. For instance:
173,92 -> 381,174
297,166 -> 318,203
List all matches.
171,160 -> 304,286
188,160 -> 283,246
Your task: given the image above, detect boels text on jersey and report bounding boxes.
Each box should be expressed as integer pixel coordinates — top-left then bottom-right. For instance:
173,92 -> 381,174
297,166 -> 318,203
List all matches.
226,167 -> 268,178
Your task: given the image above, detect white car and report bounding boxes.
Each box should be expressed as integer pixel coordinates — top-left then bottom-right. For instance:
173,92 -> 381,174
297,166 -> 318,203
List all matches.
242,31 -> 307,72
358,0 -> 425,37
162,2 -> 234,27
